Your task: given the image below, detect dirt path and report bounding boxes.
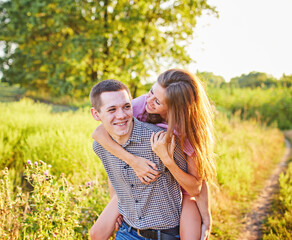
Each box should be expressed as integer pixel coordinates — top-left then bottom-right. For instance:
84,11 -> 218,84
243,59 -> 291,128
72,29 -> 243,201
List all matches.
239,137 -> 291,240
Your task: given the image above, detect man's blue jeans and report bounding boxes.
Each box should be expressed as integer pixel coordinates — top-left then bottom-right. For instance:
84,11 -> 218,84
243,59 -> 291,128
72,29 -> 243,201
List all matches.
115,221 -> 180,240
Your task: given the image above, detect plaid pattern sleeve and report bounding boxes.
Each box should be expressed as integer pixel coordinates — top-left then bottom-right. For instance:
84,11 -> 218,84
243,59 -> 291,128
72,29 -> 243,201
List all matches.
93,118 -> 187,230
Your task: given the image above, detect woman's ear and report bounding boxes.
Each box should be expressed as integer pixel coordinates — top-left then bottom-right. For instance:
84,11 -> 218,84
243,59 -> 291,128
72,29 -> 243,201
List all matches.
91,107 -> 101,121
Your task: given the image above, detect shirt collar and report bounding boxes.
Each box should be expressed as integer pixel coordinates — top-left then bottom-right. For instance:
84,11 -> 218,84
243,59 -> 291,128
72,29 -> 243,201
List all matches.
122,117 -> 142,148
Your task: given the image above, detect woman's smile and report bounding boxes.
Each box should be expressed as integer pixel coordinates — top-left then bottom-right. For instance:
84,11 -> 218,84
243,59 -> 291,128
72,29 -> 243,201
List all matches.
146,102 -> 155,112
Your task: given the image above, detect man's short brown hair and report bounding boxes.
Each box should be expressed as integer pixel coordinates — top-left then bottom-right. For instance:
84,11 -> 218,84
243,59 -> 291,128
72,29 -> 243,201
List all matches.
89,79 -> 132,111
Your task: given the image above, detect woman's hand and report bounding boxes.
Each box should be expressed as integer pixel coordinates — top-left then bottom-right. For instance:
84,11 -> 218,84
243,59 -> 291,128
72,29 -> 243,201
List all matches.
201,216 -> 212,240
150,131 -> 176,167
115,215 -> 123,231
130,156 -> 161,184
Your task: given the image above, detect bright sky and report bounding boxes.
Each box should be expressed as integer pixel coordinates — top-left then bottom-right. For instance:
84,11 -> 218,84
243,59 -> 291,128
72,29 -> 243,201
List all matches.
188,0 -> 292,81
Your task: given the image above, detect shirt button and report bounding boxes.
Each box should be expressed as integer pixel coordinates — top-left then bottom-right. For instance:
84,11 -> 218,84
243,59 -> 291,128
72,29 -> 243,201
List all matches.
135,200 -> 138,203
131,184 -> 134,188
124,165 -> 127,169
139,217 -> 142,220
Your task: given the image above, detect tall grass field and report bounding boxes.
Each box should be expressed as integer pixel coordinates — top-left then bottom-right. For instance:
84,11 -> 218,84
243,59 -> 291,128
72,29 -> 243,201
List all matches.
0,98 -> 286,239
208,87 -> 292,130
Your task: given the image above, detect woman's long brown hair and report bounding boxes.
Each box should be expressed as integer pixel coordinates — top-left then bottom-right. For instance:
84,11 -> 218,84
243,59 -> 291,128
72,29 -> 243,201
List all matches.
156,69 -> 216,182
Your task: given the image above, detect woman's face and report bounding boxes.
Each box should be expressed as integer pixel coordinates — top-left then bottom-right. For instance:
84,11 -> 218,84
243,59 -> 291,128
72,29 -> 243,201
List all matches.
146,82 -> 168,120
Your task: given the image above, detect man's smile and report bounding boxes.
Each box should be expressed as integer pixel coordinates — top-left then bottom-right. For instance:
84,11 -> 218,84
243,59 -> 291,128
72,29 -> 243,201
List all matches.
113,120 -> 128,126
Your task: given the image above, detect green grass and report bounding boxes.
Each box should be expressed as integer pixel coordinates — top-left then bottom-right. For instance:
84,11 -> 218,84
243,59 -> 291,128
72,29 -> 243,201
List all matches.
0,98 -> 106,187
210,113 -> 285,239
0,84 -> 26,102
262,164 -> 292,240
0,98 -> 109,239
262,131 -> 292,240
208,87 -> 292,130
0,98 -> 286,239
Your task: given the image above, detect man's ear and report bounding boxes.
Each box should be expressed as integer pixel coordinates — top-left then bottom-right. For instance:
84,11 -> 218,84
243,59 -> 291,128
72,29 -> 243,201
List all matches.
91,107 -> 101,121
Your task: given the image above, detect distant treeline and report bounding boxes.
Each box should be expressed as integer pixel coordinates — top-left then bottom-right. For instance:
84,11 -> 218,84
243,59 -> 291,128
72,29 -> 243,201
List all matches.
198,71 -> 292,89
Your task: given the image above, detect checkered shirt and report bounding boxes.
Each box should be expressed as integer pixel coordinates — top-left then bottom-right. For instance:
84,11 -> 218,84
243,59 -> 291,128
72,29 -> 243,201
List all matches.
93,117 -> 187,230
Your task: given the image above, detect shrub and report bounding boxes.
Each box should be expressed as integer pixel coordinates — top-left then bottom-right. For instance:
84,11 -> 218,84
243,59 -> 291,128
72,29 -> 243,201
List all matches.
0,160 -> 109,240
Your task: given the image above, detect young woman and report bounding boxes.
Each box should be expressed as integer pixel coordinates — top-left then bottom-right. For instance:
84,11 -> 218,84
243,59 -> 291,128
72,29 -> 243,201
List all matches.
90,69 -> 216,240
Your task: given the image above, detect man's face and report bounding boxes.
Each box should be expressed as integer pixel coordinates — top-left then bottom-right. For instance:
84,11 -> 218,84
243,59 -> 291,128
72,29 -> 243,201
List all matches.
91,90 -> 133,144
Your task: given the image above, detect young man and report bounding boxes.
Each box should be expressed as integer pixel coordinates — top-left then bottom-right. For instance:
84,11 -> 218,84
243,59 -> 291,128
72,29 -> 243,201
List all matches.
89,79 -> 187,239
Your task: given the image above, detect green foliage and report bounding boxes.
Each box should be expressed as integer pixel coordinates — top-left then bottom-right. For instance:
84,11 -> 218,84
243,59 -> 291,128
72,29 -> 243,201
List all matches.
0,161 -> 109,239
0,83 -> 25,102
229,71 -> 292,88
208,87 -> 292,130
230,71 -> 278,88
0,0 -> 216,97
197,71 -> 225,88
280,74 -> 292,88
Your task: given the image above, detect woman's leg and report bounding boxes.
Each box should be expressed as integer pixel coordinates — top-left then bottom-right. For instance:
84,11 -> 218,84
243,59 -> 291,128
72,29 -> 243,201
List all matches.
180,194 -> 201,240
90,195 -> 120,240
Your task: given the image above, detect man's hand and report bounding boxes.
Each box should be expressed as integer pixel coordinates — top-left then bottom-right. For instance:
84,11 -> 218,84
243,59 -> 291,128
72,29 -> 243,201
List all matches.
130,156 -> 161,184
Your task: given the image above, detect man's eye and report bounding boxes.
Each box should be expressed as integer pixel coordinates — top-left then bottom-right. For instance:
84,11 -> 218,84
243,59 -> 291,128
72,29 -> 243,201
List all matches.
124,105 -> 131,109
108,109 -> 115,112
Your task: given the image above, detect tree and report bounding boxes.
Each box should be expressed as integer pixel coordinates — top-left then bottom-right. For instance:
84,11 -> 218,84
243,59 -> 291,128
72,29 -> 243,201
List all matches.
197,71 -> 225,88
0,0 -> 216,97
279,74 -> 292,88
230,71 -> 277,89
